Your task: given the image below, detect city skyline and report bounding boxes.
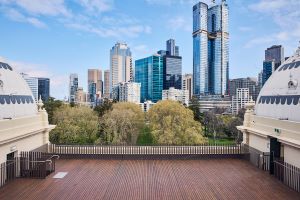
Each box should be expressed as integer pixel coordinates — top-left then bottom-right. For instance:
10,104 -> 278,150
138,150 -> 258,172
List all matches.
0,0 -> 299,99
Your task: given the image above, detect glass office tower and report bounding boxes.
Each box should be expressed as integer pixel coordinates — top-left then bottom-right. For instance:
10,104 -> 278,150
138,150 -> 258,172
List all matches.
163,55 -> 182,90
38,78 -> 50,102
193,2 -> 208,96
193,1 -> 229,96
135,55 -> 163,103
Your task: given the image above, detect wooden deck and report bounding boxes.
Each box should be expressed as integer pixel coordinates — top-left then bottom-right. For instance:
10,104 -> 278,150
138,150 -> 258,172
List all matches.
0,159 -> 299,200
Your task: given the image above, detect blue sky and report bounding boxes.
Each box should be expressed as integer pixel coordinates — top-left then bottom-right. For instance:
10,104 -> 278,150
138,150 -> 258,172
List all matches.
0,0 -> 299,99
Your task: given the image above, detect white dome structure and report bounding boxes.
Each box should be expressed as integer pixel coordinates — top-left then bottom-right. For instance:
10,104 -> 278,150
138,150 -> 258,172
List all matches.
0,61 -> 55,173
255,47 -> 300,122
238,43 -> 300,171
0,62 -> 37,119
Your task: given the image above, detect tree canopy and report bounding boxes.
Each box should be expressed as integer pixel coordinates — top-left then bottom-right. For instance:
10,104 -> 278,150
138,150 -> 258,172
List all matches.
100,102 -> 144,145
43,97 -> 63,124
148,100 -> 207,145
50,105 -> 99,144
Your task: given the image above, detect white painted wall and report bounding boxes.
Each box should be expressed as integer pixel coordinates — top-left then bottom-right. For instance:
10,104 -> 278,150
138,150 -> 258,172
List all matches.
249,134 -> 269,152
284,145 -> 300,168
0,132 -> 46,163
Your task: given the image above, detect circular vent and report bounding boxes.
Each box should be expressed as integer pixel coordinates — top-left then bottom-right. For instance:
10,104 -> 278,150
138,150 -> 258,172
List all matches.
288,80 -> 298,89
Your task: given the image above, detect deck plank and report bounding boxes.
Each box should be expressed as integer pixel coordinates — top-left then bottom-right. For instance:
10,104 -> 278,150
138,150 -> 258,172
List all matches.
0,159 -> 298,200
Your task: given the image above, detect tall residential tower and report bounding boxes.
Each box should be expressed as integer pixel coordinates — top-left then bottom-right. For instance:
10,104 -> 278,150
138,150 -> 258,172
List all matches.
193,1 -> 229,96
110,42 -> 132,93
69,73 -> 78,103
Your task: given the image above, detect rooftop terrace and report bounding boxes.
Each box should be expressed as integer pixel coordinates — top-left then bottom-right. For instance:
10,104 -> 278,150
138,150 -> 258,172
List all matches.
0,158 -> 298,200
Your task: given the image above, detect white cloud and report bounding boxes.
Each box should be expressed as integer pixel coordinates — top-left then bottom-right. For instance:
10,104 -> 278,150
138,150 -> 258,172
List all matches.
0,0 -> 151,38
0,56 -> 67,99
78,0 -> 114,13
248,0 -> 300,47
168,16 -> 191,32
145,0 -> 210,6
12,0 -> 71,17
66,22 -> 151,38
238,26 -> 252,32
5,8 -> 47,28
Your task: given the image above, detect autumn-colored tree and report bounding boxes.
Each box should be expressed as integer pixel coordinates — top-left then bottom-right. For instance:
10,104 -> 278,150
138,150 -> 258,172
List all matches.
100,102 -> 144,145
50,105 -> 99,144
148,100 -> 207,145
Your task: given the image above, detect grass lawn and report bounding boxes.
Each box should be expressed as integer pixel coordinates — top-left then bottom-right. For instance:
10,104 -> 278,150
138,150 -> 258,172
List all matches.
137,126 -> 153,145
208,138 -> 236,145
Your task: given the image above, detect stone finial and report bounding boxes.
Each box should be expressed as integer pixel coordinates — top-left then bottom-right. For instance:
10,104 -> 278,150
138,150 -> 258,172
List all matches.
245,97 -> 255,112
37,95 -> 44,111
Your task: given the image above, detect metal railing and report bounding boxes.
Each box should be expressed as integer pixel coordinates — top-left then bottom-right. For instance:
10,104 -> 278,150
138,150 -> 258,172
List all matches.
49,144 -> 245,159
274,160 -> 300,193
0,152 -> 59,188
241,144 -> 270,171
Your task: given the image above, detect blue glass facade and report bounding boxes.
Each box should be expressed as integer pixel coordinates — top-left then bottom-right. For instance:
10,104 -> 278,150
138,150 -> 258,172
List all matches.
135,55 -> 163,103
193,1 -> 229,96
193,2 -> 208,96
38,78 -> 50,102
88,82 -> 96,103
262,61 -> 274,86
163,55 -> 182,90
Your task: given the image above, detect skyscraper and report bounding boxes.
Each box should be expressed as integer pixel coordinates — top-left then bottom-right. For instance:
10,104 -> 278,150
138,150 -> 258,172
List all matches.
135,55 -> 164,103
21,73 -> 38,101
103,70 -> 110,98
193,1 -> 229,96
166,39 -> 179,56
110,42 -> 132,93
88,69 -> 102,103
158,39 -> 182,90
265,45 -> 284,70
182,74 -> 193,100
69,73 -> 78,103
262,61 -> 275,86
38,78 -> 50,102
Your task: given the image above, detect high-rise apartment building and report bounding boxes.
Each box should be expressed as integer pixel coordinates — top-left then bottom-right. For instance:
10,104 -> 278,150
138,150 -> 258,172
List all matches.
76,87 -> 87,105
110,42 -> 132,93
135,55 -> 164,103
20,73 -> 38,101
193,1 -> 229,96
265,45 -> 284,70
231,88 -> 251,115
262,61 -> 275,86
162,87 -> 189,106
182,74 -> 193,100
88,69 -> 102,103
38,78 -> 50,102
115,82 -> 141,104
103,70 -> 110,98
69,73 -> 78,103
229,77 -> 260,101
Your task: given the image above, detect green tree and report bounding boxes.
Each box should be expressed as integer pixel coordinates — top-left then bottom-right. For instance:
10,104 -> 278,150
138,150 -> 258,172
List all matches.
43,97 -> 63,124
148,100 -> 207,145
188,96 -> 201,121
50,105 -> 99,144
94,99 -> 114,117
100,102 -> 144,145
